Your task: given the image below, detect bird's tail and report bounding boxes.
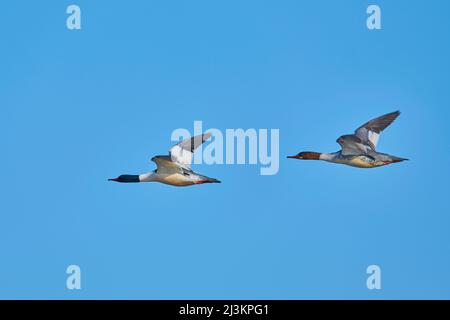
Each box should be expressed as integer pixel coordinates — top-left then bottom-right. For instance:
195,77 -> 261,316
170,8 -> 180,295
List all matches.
391,156 -> 409,163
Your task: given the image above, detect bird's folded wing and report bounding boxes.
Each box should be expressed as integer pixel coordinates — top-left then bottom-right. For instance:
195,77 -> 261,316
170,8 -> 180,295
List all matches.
337,135 -> 368,156
354,111 -> 400,150
169,133 -> 211,168
151,155 -> 180,174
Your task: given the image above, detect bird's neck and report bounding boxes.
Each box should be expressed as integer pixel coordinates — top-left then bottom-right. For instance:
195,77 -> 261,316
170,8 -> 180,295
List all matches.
139,172 -> 158,182
319,152 -> 339,162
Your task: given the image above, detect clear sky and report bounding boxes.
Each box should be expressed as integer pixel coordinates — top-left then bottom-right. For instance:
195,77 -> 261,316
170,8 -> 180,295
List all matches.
1,0 -> 450,299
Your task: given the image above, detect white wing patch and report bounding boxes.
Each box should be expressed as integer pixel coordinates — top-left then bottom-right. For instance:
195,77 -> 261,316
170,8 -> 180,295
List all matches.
170,145 -> 194,168
367,131 -> 380,149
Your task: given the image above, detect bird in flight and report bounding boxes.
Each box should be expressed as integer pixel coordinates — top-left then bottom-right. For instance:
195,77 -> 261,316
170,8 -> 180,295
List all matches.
288,111 -> 408,168
109,133 -> 220,186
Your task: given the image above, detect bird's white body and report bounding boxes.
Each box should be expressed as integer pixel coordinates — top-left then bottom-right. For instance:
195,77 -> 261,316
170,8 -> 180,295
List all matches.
139,172 -> 194,186
320,152 -> 390,168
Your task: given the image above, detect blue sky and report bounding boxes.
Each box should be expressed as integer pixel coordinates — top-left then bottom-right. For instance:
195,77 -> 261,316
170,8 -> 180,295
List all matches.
1,0 -> 450,299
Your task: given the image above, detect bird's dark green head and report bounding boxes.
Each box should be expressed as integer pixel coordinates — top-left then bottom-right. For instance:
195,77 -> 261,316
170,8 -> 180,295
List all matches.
108,175 -> 140,183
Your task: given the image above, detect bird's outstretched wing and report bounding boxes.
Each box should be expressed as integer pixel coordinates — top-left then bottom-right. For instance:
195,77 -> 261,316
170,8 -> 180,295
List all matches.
337,111 -> 400,155
354,111 -> 400,150
169,133 -> 211,168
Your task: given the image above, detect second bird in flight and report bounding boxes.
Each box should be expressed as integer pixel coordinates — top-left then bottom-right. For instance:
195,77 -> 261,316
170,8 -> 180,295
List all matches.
288,111 -> 408,168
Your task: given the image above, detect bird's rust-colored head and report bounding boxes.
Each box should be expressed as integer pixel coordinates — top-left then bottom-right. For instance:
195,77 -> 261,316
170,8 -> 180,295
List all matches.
287,152 -> 321,160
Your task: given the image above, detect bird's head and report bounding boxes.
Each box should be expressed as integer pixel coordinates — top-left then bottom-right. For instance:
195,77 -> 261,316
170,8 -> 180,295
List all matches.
287,152 -> 321,160
108,175 -> 140,183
